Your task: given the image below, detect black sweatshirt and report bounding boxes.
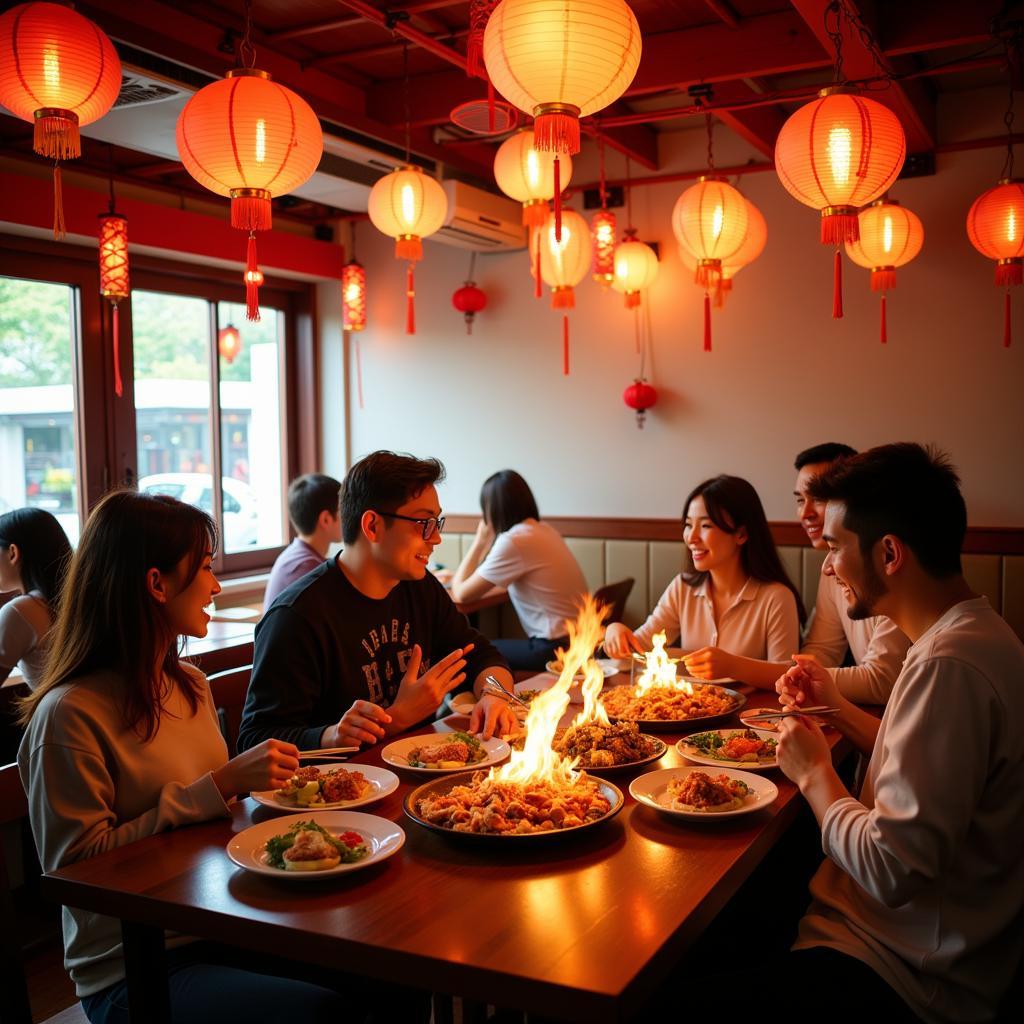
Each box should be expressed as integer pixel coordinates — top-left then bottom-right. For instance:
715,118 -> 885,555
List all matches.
237,558 -> 508,751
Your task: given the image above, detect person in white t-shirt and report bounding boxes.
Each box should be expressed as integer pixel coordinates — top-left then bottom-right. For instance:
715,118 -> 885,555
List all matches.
770,443 -> 1024,1022
0,507 -> 71,690
450,470 -> 588,670
603,475 -> 805,688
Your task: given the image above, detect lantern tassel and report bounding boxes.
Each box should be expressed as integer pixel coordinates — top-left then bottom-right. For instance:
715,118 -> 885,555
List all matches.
355,335 -> 364,410
523,202 -> 548,228
232,194 -> 272,232
821,212 -> 859,245
880,294 -> 888,345
871,268 -> 897,292
1005,291 -> 1012,349
551,287 -> 574,310
996,261 -> 1024,287
534,228 -> 542,299
465,313 -> 473,336
534,111 -> 580,156
34,112 -> 80,161
832,249 -> 843,320
562,314 -> 570,376
245,233 -> 261,322
624,292 -> 641,309
406,264 -> 416,335
52,164 -> 66,241
703,293 -> 712,352
396,237 -> 423,262
553,157 -> 562,243
111,302 -> 123,397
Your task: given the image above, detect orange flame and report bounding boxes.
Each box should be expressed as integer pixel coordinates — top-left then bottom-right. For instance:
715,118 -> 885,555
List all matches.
492,594 -> 608,786
634,631 -> 693,697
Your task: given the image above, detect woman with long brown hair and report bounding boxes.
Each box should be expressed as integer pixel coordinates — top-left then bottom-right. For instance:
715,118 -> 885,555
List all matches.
17,490 -> 352,1024
604,475 -> 805,689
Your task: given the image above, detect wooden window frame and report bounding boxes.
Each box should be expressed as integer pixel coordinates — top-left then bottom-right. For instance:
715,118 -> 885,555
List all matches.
0,233 -> 319,576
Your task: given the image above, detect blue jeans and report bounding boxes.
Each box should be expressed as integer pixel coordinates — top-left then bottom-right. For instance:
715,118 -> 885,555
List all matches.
81,941 -> 429,1024
492,635 -> 567,672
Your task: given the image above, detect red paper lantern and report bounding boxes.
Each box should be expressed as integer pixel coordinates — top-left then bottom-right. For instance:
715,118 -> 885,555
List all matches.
98,211 -> 128,397
967,179 -> 1024,347
218,324 -> 242,364
343,261 -> 367,332
176,68 -> 323,321
591,208 -> 617,287
775,87 -> 906,318
0,2 -> 122,238
452,281 -> 487,334
623,378 -> 657,429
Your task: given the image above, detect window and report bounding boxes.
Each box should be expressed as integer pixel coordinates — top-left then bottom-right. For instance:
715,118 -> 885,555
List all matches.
0,237 -> 317,576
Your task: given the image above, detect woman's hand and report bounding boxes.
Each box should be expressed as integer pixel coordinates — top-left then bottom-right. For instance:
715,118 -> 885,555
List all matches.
602,622 -> 644,659
469,694 -> 519,740
775,654 -> 842,711
213,738 -> 299,798
473,518 -> 496,549
324,700 -> 392,747
681,646 -> 736,680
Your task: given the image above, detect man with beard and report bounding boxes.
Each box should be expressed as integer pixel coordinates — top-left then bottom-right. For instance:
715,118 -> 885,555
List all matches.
773,443 -> 1024,1023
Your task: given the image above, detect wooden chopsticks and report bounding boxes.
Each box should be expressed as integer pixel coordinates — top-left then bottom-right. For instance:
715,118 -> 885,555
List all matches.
743,705 -> 840,722
297,746 -> 360,757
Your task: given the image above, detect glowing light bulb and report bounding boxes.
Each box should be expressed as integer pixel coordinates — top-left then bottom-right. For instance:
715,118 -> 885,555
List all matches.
882,215 -> 893,253
43,49 -> 60,91
597,224 -> 613,242
401,183 -> 416,225
1008,210 -> 1018,244
255,119 -> 266,163
345,283 -> 362,302
526,148 -> 540,188
711,205 -> 724,239
827,125 -> 852,187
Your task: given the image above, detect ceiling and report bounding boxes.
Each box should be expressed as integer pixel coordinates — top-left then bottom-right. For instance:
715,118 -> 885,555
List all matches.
1,0 -> 1021,226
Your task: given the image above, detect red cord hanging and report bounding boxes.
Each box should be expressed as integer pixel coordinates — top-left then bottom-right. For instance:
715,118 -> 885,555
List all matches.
562,314 -> 569,376
703,293 -> 712,352
245,232 -> 261,322
534,227 -> 542,299
553,156 -> 562,242
111,303 -> 123,396
832,249 -> 843,320
880,293 -> 888,344
406,264 -> 416,335
1005,290 -> 1013,348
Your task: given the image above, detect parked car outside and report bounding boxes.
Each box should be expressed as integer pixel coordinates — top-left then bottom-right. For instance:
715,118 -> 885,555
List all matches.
137,473 -> 259,550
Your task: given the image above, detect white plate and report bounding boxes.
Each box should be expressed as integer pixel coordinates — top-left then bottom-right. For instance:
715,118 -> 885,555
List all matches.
446,691 -> 478,715
545,658 -> 620,680
226,811 -> 405,879
629,766 -> 779,820
250,764 -> 399,813
676,728 -> 779,770
381,733 -> 510,773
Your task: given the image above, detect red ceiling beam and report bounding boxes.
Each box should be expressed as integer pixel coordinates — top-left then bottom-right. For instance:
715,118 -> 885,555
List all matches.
303,29 -> 470,73
269,2 -> 463,42
709,81 -> 788,159
880,0 -> 1001,56
789,0 -> 936,153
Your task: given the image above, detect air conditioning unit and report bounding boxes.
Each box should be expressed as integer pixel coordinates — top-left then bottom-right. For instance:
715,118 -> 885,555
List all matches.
436,180 -> 526,251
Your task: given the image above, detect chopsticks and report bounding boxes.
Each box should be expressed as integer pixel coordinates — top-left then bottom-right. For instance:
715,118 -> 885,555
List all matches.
297,746 -> 360,757
742,705 -> 841,722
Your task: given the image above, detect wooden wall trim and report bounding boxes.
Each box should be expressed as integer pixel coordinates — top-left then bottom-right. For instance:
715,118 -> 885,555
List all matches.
444,516 -> 1024,555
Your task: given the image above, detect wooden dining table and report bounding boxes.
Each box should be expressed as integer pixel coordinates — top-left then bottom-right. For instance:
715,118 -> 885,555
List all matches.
40,684 -> 846,1023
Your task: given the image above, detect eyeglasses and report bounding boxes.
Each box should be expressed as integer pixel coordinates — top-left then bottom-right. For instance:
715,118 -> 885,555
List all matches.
377,511 -> 446,540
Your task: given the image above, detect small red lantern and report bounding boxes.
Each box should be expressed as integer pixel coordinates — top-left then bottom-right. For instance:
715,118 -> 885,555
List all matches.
623,378 -> 657,429
452,281 -> 487,334
218,324 -> 242,364
98,205 -> 129,397
591,208 -> 617,287
342,260 -> 367,332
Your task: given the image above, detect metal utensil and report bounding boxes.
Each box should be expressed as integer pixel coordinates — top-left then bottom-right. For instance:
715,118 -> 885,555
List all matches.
742,705 -> 841,723
482,674 -> 533,711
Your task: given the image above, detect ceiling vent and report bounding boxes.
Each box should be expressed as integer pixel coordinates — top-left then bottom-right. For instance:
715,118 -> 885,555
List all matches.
435,179 -> 526,251
114,72 -> 185,108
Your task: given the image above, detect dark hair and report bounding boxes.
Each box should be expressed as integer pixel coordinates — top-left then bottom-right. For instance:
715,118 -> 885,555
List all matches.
287,473 -> 341,535
681,475 -> 806,624
794,442 -> 857,471
19,490 -> 218,739
0,507 -> 72,607
340,451 -> 445,545
480,470 -> 540,535
808,443 -> 966,578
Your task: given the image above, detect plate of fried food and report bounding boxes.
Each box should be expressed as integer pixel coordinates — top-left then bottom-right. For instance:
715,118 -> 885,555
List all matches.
405,769 -> 624,838
226,812 -> 405,879
676,728 -> 778,770
600,684 -> 745,730
381,730 -> 510,773
630,766 -> 778,820
250,764 -> 399,813
550,720 -> 666,772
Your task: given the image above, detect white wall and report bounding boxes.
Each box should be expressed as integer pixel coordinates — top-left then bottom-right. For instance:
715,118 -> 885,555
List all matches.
340,89 -> 1024,526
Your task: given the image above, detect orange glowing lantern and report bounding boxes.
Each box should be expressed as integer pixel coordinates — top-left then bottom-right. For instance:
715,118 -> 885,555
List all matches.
591,208 -> 617,287
493,129 -> 571,229
846,199 -> 924,344
218,324 -> 242,364
342,261 -> 367,332
537,208 -> 592,374
484,0 -> 641,237
0,2 -> 122,239
671,178 -> 751,289
367,165 -> 448,335
176,68 -> 323,321
97,209 -> 128,397
967,179 -> 1024,347
775,88 -> 906,318
611,232 -> 658,309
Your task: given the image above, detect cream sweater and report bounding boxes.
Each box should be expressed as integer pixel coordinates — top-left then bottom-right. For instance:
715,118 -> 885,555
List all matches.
18,664 -> 230,996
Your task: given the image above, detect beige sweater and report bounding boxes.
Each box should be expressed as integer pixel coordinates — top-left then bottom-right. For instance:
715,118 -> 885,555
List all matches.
18,664 -> 230,996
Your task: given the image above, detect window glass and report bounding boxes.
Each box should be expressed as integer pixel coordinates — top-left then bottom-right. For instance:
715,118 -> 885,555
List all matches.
0,276 -> 81,544
217,302 -> 285,553
133,289 -> 214,528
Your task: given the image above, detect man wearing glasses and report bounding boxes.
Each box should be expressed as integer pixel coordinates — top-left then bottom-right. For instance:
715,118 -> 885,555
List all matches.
238,451 -> 518,753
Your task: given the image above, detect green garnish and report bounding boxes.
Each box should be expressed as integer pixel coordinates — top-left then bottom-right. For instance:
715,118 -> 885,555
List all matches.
263,820 -> 367,868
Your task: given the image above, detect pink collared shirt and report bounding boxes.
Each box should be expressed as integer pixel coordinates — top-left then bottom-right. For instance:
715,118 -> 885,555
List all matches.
634,575 -> 799,661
